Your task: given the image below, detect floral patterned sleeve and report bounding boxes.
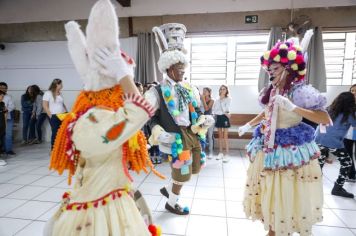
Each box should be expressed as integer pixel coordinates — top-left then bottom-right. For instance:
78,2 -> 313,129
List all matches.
291,84 -> 327,111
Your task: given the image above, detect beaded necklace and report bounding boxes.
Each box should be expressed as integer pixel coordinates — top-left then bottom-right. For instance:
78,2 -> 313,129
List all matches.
161,83 -> 199,125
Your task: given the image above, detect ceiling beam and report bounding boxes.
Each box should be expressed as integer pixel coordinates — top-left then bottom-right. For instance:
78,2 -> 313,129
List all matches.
117,0 -> 131,7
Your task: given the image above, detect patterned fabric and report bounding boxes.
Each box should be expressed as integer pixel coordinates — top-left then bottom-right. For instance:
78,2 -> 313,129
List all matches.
318,144 -> 352,186
247,135 -> 320,170
253,122 -> 315,146
264,87 -> 286,149
174,83 -> 191,112
290,83 -> 327,111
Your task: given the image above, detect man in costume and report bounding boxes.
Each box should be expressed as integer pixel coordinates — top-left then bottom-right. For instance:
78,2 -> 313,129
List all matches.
45,0 -> 162,235
145,23 -> 214,215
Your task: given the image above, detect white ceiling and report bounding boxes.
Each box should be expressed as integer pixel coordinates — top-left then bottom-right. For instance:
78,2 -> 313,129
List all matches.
0,0 -> 355,24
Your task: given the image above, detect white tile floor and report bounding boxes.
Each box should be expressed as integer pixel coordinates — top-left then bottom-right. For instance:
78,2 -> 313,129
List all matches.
0,143 -> 356,236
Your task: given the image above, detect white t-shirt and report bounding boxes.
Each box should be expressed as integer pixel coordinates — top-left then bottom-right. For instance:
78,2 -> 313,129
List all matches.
43,91 -> 66,115
212,97 -> 231,115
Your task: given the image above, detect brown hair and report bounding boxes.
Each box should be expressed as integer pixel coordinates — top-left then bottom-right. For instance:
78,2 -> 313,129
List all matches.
219,85 -> 229,97
48,78 -> 62,99
203,87 -> 212,98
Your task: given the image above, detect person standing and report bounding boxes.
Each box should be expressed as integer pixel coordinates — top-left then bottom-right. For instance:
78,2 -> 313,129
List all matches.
315,92 -> 356,198
21,86 -> 36,144
212,85 -> 231,162
0,91 -> 8,165
43,79 -> 67,149
239,39 -> 330,235
30,85 -> 47,144
145,23 -> 214,215
344,84 -> 356,182
201,87 -> 215,159
0,82 -> 15,155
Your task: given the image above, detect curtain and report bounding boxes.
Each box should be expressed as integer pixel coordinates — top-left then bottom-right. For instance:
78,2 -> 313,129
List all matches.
306,27 -> 327,92
257,27 -> 283,91
135,32 -> 162,84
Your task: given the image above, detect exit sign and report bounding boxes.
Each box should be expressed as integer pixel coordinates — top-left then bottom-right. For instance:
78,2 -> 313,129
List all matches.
245,15 -> 258,24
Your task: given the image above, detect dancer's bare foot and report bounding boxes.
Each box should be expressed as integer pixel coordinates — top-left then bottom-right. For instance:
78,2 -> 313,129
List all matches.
267,230 -> 275,236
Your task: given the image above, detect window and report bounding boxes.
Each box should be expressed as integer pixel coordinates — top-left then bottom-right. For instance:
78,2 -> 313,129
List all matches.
235,34 -> 270,85
184,33 -> 269,86
323,32 -> 356,86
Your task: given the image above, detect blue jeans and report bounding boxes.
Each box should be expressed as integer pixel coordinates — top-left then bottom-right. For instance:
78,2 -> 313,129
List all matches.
4,116 -> 14,152
50,115 -> 62,149
22,111 -> 35,141
33,113 -> 47,142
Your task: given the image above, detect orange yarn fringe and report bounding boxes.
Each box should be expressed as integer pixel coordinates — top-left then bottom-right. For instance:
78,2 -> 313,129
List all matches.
49,85 -> 164,184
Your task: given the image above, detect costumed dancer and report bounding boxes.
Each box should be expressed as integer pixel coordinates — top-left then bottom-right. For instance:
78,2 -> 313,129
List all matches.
238,31 -> 331,235
145,23 -> 214,215
44,0 -> 163,235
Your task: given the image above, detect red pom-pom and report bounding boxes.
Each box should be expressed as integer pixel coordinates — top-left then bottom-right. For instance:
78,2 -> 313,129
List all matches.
270,49 -> 279,58
94,202 -> 99,208
102,199 -> 107,205
83,203 -> 88,210
280,57 -> 288,64
148,225 -> 157,234
298,75 -> 305,80
295,55 -> 304,64
62,192 -> 70,199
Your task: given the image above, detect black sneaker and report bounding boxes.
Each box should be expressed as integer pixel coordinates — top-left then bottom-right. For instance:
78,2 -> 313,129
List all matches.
6,151 -> 16,155
331,184 -> 354,198
165,202 -> 190,215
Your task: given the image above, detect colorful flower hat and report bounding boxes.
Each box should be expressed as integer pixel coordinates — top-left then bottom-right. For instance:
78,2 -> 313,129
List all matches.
260,41 -> 306,82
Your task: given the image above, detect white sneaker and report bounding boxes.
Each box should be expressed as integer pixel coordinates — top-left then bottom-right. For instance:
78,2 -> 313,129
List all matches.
222,155 -> 230,163
0,159 -> 7,166
216,153 -> 224,160
207,155 -> 213,160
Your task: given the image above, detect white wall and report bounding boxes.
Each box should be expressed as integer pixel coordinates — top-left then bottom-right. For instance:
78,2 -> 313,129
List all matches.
0,38 -> 137,141
0,39 -> 351,141
0,0 -> 355,23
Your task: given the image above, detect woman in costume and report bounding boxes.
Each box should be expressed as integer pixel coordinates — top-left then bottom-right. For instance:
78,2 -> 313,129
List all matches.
45,0 -> 163,235
238,37 -> 330,236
